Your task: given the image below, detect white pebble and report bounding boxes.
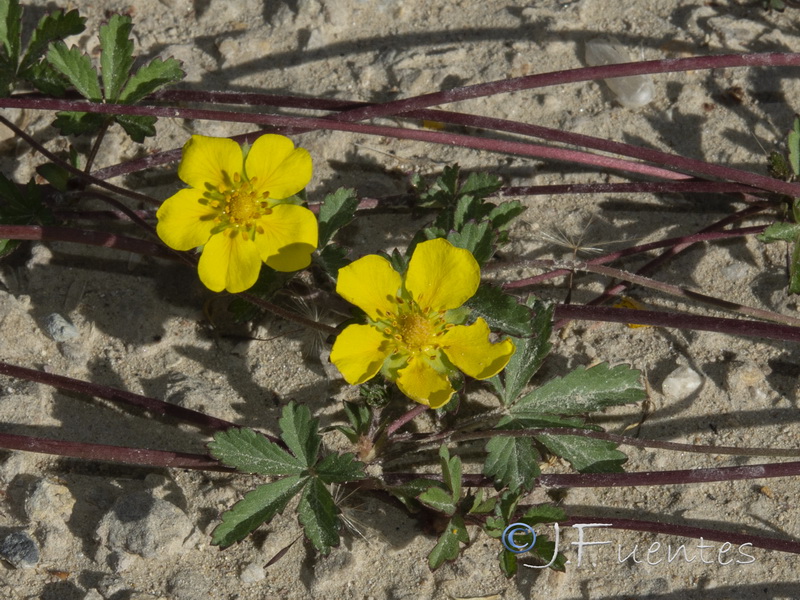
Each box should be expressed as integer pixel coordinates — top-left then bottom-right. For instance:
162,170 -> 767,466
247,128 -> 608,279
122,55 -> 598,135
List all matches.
662,366 -> 703,400
584,36 -> 654,108
240,561 -> 266,583
43,313 -> 79,342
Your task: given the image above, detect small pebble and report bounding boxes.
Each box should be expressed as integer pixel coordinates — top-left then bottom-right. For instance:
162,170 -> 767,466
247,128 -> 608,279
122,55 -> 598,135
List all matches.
43,313 -> 79,342
585,36 -> 654,108
661,365 -> 703,400
0,531 -> 40,569
239,561 -> 266,583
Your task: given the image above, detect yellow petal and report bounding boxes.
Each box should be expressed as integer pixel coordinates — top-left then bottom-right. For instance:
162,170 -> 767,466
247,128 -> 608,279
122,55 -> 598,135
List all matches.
197,230 -> 262,293
396,356 -> 454,408
245,134 -> 313,200
405,238 -> 480,311
330,324 -> 391,385
441,318 -> 516,380
178,135 -> 243,191
255,204 -> 318,272
156,189 -> 218,251
336,255 -> 402,320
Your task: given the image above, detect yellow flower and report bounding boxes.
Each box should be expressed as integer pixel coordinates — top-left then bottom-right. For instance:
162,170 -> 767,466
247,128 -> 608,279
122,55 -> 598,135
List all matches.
156,134 -> 317,293
330,238 -> 516,408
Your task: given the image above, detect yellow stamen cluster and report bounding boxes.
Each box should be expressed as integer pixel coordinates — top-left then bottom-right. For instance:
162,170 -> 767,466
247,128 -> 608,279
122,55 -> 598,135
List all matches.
202,173 -> 271,239
378,296 -> 451,359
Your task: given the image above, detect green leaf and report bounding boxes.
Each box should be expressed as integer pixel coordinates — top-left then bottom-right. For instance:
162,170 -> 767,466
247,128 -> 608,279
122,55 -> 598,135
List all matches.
99,14 -> 134,101
789,115 -> 800,177
315,452 -> 366,484
447,219 -> 495,266
499,297 -> 553,406
315,243 -> 350,278
336,401 -> 371,443
499,548 -> 519,577
757,222 -> 800,243
535,434 -> 627,473
498,412 -> 599,431
35,163 -> 71,192
790,239 -> 800,294
118,56 -> 184,104
415,164 -> 460,209
483,434 -> 540,493
515,362 -> 645,416
19,9 -> 85,74
464,283 -> 533,337
46,41 -> 101,101
279,401 -> 321,467
0,176 -> 54,227
209,427 -> 305,476
521,503 -> 566,524
418,485 -> 458,516
297,477 -> 339,554
318,188 -> 358,246
488,200 -> 525,232
211,476 -> 306,548
115,114 -> 157,142
466,489 -> 496,515
52,111 -> 105,136
428,514 -> 470,570
459,170 -> 503,201
438,445 -> 461,499
386,478 -> 446,512
0,0 -> 22,66
25,60 -> 69,96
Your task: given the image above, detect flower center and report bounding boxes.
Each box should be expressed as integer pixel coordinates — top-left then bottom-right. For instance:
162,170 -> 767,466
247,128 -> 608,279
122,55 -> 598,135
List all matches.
203,173 -> 272,239
396,312 -> 435,352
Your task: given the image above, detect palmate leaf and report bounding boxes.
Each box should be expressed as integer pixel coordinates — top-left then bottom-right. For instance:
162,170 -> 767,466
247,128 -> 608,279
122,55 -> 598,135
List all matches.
46,41 -> 101,101
211,476 -> 307,548
279,401 -> 321,467
535,434 -> 627,473
483,434 -> 540,493
297,477 -> 339,554
99,15 -> 134,102
514,362 -> 645,416
209,427 -> 304,476
428,514 -> 470,570
318,187 -> 358,246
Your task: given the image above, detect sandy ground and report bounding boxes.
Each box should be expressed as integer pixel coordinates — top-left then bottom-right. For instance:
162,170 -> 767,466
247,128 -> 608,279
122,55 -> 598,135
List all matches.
2,0 -> 800,598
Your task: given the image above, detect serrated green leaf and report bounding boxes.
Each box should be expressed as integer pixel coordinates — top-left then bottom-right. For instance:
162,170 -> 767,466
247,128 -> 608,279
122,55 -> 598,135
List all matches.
211,476 -> 306,548
447,219 -> 495,266
209,427 -> 305,475
119,56 -> 184,104
757,222 -> 800,243
318,187 -> 358,246
499,547 -> 518,577
452,194 -> 481,231
47,42 -> 101,101
315,243 -> 350,278
52,111 -> 105,136
419,485 -> 458,516
464,283 -> 533,337
19,9 -> 85,74
500,297 -> 553,406
536,433 -> 627,472
789,116 -> 800,177
0,176 -> 53,226
483,434 -> 540,493
279,401 -> 321,467
342,400 -> 371,436
515,362 -> 645,416
297,477 -> 339,554
99,14 -> 134,101
438,445 -> 461,499
488,200 -> 525,231
115,113 -> 157,142
466,488 -> 496,515
315,452 -> 366,484
415,164 -> 460,209
521,503 -> 566,524
25,59 -> 69,96
459,170 -> 503,200
428,515 -> 470,570
0,0 -> 22,66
